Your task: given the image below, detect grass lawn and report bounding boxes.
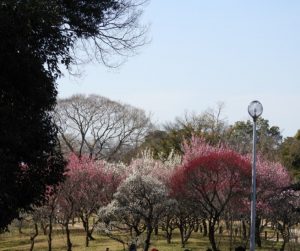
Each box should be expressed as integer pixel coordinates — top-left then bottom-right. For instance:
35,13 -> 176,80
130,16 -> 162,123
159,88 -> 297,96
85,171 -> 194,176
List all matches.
0,225 -> 299,251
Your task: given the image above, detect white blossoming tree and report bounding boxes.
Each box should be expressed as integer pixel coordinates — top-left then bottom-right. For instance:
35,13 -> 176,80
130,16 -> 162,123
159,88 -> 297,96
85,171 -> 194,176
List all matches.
99,173 -> 174,251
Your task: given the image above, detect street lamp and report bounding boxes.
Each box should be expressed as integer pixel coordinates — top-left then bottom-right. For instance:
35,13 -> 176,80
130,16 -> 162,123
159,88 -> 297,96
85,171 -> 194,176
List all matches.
248,100 -> 263,251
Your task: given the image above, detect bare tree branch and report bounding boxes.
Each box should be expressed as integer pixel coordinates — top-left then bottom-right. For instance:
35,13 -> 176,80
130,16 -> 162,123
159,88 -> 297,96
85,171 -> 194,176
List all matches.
54,94 -> 152,161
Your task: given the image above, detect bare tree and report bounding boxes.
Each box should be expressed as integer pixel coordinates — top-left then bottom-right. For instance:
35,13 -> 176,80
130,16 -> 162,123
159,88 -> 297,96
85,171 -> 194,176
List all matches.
161,102 -> 228,152
73,0 -> 150,69
54,94 -> 152,161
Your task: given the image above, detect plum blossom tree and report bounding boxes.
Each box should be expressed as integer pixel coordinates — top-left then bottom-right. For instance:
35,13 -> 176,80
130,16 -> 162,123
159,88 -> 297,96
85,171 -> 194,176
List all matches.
99,174 -> 174,251
56,176 -> 77,251
58,153 -> 121,248
127,150 -> 179,183
160,201 -> 178,244
223,154 -> 292,248
267,189 -> 300,251
256,157 -> 291,203
32,188 -> 59,251
171,139 -> 251,251
99,199 -> 146,249
181,136 -> 225,165
175,200 -> 199,248
252,156 -> 291,247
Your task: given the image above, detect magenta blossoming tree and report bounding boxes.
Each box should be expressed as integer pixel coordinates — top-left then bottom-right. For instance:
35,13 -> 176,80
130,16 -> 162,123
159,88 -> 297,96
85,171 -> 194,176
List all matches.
171,139 -> 251,251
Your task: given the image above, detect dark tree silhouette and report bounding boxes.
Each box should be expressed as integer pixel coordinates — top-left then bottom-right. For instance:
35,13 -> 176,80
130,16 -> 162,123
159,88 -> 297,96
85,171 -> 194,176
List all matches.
0,0 -> 147,229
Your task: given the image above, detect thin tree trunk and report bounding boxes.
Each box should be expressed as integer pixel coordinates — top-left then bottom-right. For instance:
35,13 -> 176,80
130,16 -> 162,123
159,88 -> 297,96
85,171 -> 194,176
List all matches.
18,218 -> 23,234
29,223 -> 39,251
279,224 -> 289,251
255,217 -> 262,248
81,215 -> 95,247
194,218 -> 199,232
65,223 -> 72,251
165,220 -> 173,244
208,221 -> 218,251
144,224 -> 153,251
88,231 -> 95,240
41,222 -> 47,235
242,219 -> 247,240
166,231 -> 172,244
202,219 -> 208,237
280,240 -> 286,251
179,224 -> 185,248
183,228 -> 194,246
229,216 -> 233,251
48,216 -> 53,251
85,219 -> 89,247
177,218 -> 194,248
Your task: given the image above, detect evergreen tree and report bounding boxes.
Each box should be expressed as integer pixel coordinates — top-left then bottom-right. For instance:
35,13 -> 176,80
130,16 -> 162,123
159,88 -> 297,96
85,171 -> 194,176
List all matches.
0,0 -> 147,229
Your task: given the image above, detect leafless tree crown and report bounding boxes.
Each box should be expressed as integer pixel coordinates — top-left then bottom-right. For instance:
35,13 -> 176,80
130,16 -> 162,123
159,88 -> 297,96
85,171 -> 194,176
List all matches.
54,94 -> 152,161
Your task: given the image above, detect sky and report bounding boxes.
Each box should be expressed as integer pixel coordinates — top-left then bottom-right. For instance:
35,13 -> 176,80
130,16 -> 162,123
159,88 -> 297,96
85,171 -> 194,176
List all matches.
58,0 -> 300,138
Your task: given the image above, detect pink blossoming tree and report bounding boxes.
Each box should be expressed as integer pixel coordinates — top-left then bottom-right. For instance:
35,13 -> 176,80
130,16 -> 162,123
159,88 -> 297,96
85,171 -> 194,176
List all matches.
171,137 -> 252,251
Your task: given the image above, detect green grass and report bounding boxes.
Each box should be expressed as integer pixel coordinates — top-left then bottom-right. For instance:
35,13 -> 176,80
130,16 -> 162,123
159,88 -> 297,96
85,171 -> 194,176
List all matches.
0,225 -> 299,251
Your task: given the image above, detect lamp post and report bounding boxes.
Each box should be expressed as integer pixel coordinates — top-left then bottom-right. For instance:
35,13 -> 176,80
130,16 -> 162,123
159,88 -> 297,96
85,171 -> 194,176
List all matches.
248,100 -> 263,251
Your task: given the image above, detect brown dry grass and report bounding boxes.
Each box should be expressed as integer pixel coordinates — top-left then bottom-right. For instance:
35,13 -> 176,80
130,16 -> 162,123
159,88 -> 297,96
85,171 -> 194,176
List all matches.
0,225 -> 299,251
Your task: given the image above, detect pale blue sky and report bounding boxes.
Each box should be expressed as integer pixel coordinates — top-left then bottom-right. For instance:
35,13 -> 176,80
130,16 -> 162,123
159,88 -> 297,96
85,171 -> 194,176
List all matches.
58,0 -> 300,137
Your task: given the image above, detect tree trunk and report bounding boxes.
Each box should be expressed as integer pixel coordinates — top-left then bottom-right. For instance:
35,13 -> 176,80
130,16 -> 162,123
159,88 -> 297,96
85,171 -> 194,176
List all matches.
65,223 -> 72,251
225,219 -> 230,231
242,219 -> 247,240
229,216 -> 233,251
208,221 -> 218,251
255,217 -> 262,248
165,220 -> 173,244
194,218 -> 199,232
41,222 -> 47,235
81,215 -> 95,247
17,218 -> 23,234
88,231 -> 95,240
202,219 -> 208,237
48,216 -> 53,251
29,223 -> 39,251
85,219 -> 89,247
177,219 -> 194,248
279,224 -> 290,251
144,224 -> 153,251
179,224 -> 185,248
129,243 -> 137,251
166,231 -> 172,244
280,240 -> 286,251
